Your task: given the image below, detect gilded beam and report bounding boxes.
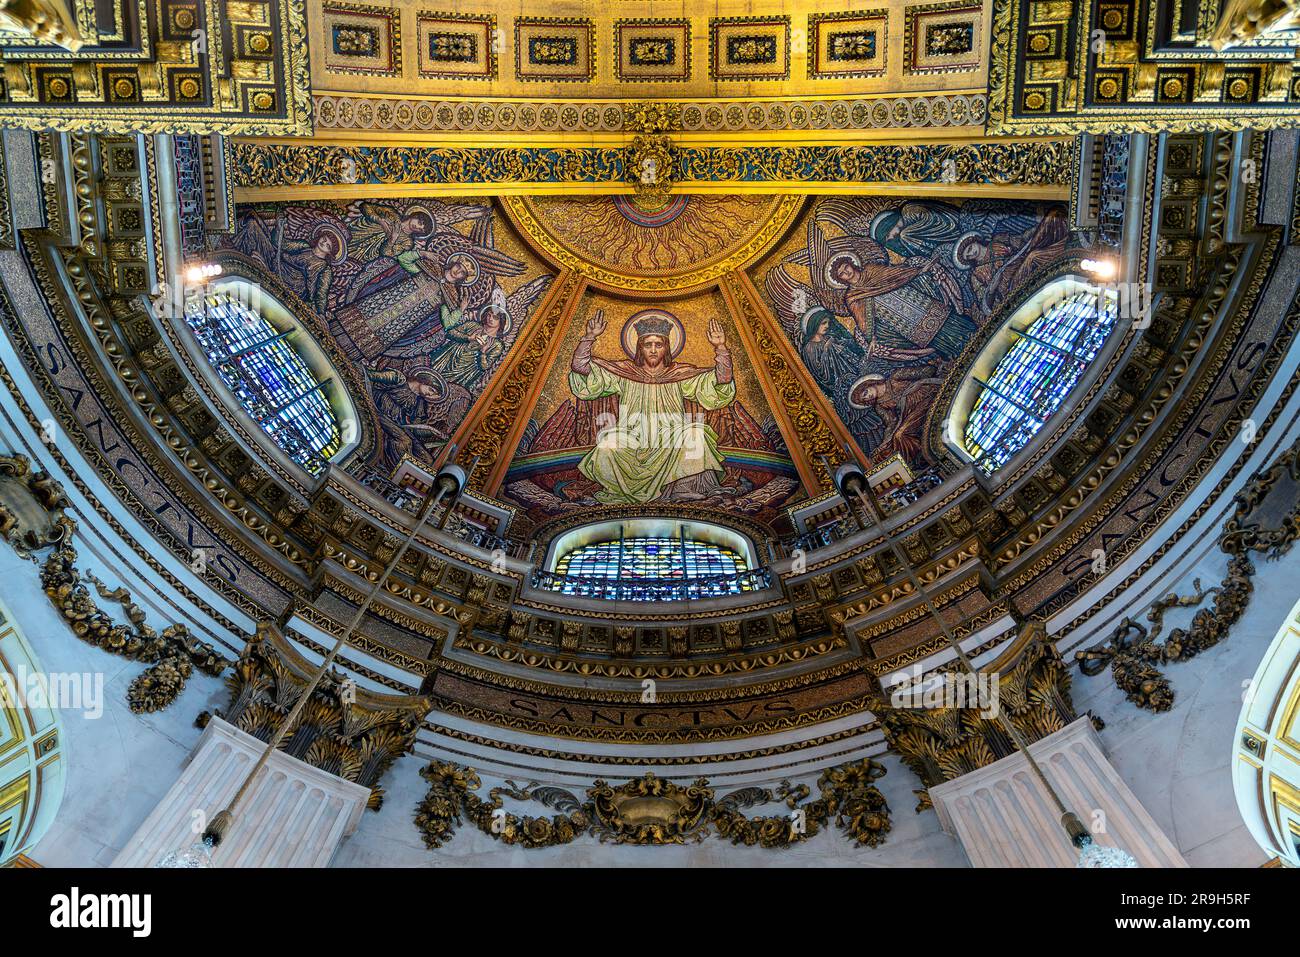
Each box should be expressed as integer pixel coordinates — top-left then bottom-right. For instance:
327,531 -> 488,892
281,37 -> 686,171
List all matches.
230,138 -> 1075,201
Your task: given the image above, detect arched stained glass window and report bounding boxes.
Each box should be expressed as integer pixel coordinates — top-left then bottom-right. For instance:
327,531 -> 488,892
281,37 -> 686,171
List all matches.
556,537 -> 749,581
963,289 -> 1117,473
184,286 -> 342,473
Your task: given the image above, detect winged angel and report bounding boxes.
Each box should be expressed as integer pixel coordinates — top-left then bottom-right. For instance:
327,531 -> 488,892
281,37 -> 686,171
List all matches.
764,199 -> 978,458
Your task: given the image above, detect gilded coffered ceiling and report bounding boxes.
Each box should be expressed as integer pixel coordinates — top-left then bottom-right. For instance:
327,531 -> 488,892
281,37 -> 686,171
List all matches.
305,0 -> 993,142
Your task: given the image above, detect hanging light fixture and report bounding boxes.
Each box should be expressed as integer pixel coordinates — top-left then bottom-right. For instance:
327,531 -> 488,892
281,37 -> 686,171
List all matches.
155,835 -> 215,869
158,447 -> 472,867
825,450 -> 1141,868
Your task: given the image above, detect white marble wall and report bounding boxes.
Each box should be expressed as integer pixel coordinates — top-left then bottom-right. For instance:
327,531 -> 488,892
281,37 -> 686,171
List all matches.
111,718 -> 370,868
930,718 -> 1187,867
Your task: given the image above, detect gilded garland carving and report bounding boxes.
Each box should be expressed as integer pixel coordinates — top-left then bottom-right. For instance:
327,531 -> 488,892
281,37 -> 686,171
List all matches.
414,759 -> 890,849
0,453 -> 225,713
40,539 -> 227,713
1077,433 -> 1300,711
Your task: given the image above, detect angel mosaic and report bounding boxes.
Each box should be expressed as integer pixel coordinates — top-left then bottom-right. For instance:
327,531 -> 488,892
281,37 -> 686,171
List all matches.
764,199 -> 1071,466
224,199 -> 553,471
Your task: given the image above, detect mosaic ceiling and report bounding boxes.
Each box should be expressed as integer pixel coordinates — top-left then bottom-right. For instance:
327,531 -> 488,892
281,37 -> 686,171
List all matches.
221,191 -> 1077,532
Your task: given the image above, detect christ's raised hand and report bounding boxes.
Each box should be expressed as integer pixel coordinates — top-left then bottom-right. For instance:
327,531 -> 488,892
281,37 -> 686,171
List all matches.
708,318 -> 733,384
706,318 -> 727,351
585,310 -> 607,340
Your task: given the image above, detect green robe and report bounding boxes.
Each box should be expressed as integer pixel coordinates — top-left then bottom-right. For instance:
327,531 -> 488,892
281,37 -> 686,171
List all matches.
427,311 -> 501,389
569,360 -> 736,505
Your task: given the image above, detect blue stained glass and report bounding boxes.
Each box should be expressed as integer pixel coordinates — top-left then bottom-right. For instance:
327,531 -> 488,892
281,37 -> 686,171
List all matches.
185,292 -> 341,472
554,537 -> 751,595
964,291 -> 1117,473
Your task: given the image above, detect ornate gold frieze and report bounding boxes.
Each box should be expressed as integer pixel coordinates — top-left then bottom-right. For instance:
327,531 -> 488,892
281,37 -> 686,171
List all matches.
415,759 -> 890,849
230,139 -> 1073,196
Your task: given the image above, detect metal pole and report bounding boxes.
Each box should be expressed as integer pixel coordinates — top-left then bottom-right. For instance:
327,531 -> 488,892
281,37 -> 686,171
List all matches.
835,446 -> 1084,842
202,453 -> 461,847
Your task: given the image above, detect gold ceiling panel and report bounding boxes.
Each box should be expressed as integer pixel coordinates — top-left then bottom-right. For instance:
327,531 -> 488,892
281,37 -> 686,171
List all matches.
308,0 -> 992,105
501,194 -> 803,295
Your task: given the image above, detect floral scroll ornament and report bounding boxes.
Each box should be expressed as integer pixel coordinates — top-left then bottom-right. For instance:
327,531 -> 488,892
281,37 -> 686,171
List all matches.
624,101 -> 681,213
414,759 -> 891,850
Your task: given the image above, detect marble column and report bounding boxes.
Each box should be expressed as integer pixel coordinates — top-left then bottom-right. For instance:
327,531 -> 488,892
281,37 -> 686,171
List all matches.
111,717 -> 370,868
929,717 -> 1188,867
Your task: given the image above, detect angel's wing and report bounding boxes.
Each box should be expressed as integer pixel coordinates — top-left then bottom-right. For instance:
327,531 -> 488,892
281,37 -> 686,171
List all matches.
815,196 -> 881,237
764,263 -> 818,333
428,199 -> 492,229
345,202 -> 400,262
230,211 -> 278,270
503,274 -> 552,344
422,231 -> 526,279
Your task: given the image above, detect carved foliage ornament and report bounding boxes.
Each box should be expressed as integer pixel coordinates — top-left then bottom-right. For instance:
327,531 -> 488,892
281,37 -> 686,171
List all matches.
1078,434 -> 1300,711
415,759 -> 891,850
870,633 -> 1091,811
40,540 -> 226,713
0,452 -> 224,713
201,624 -> 432,810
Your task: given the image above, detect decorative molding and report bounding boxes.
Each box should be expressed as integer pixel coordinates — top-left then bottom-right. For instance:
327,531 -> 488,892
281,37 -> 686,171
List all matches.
309,92 -> 989,134
0,0 -> 313,135
987,0 -> 1300,134
808,11 -> 888,80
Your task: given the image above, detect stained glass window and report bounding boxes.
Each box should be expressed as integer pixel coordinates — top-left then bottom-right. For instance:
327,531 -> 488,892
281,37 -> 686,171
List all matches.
964,290 -> 1117,473
551,536 -> 754,599
184,289 -> 341,473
